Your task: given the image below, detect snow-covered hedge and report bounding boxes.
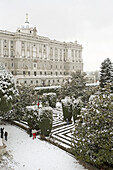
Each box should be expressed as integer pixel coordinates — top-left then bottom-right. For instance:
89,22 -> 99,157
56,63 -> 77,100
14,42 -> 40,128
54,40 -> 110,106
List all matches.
61,97 -> 72,122
72,84 -> 113,169
39,107 -> 53,136
35,86 -> 61,95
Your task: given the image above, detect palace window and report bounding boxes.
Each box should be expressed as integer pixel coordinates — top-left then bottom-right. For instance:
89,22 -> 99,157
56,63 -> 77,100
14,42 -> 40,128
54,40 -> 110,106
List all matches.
28,71 -> 30,76
43,45 -> 46,53
55,48 -> 58,61
33,63 -> 37,68
11,50 -> 14,57
11,41 -> 14,48
60,49 -> 62,61
50,47 -> 53,60
34,71 -> 36,76
21,41 -> 25,49
39,45 -> 42,53
4,40 -> 8,48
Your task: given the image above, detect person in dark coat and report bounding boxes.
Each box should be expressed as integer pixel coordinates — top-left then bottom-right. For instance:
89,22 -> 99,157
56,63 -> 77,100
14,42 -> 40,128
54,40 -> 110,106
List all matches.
4,131 -> 8,141
1,128 -> 4,138
29,128 -> 32,137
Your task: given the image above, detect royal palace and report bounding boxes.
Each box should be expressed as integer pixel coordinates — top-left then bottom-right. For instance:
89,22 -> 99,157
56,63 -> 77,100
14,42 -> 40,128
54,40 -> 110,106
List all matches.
0,14 -> 83,86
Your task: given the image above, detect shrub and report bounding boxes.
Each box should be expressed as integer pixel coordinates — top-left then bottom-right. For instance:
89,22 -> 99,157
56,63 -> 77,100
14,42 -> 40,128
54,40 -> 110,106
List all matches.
72,98 -> 82,123
39,107 -> 53,136
61,97 -> 72,122
71,84 -> 113,169
27,109 -> 39,130
42,93 -> 57,108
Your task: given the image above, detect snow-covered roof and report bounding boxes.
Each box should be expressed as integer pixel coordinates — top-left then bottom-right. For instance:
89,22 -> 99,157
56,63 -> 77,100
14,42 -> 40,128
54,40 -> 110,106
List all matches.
35,86 -> 61,90
43,93 -> 56,96
86,82 -> 99,86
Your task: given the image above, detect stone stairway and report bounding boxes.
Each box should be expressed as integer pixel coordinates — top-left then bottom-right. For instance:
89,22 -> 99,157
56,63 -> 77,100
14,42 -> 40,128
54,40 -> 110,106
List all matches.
51,108 -> 75,149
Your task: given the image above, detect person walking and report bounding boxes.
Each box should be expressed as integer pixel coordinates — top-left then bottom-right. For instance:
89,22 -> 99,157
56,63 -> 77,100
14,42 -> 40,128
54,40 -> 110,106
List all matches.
37,101 -> 40,108
1,128 -> 4,139
32,129 -> 36,139
29,128 -> 32,137
4,131 -> 8,141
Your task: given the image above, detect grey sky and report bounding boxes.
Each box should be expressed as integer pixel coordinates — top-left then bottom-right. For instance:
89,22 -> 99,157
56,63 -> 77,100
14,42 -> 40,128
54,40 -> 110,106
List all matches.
0,0 -> 113,71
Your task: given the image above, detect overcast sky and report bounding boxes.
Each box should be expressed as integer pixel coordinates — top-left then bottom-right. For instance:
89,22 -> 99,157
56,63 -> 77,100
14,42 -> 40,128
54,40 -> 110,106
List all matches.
0,0 -> 113,72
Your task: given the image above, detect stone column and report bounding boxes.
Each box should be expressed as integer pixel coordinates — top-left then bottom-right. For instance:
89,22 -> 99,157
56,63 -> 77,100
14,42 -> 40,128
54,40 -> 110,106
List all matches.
8,40 -> 10,57
1,39 -> 3,57
25,42 -> 27,58
15,40 -> 21,58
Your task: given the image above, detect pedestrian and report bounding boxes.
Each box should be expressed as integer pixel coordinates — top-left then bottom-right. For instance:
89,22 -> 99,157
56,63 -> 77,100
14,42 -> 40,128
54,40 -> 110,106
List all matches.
37,101 -> 40,108
1,128 -> 4,138
4,131 -> 8,141
29,128 -> 32,137
32,129 -> 36,139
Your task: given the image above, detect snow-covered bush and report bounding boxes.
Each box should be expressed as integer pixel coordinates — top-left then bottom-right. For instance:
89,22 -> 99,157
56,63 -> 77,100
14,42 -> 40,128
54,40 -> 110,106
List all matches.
72,84 -> 113,169
60,71 -> 86,99
13,85 -> 39,121
26,109 -> 39,130
0,63 -> 18,119
61,97 -> 72,122
42,93 -> 57,108
43,93 -> 57,108
39,107 -> 53,136
72,98 -> 83,123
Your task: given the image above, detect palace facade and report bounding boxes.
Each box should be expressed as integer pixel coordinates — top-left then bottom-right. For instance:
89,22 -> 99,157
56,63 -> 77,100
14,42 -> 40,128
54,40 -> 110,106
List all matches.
0,14 -> 83,86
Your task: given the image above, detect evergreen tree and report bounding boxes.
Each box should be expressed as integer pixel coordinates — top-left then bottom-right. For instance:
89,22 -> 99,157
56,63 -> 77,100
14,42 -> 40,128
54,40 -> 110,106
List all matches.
61,71 -> 86,99
100,58 -> 113,88
13,85 -> 39,121
0,63 -> 17,119
71,84 -> 113,169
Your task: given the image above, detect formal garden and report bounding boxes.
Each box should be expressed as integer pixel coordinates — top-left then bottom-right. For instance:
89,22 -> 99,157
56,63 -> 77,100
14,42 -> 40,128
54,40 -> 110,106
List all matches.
0,58 -> 113,170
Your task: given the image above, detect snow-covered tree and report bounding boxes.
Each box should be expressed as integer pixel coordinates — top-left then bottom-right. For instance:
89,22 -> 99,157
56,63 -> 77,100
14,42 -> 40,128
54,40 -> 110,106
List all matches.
100,58 -> 113,88
13,85 -> 39,121
71,84 -> 113,169
26,109 -> 39,130
0,63 -> 17,119
60,71 -> 87,101
72,97 -> 83,123
61,97 -> 72,122
39,107 -> 53,136
42,93 -> 57,108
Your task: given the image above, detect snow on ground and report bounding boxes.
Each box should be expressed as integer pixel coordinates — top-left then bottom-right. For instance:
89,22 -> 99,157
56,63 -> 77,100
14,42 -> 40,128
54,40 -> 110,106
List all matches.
0,124 -> 87,170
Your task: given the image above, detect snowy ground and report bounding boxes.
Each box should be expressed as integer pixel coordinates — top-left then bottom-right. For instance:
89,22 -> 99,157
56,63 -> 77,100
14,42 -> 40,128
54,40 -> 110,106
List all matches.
0,124 -> 87,170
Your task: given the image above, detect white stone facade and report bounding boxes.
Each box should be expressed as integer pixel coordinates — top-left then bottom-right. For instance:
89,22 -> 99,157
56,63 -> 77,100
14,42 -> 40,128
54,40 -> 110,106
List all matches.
0,14 -> 83,86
